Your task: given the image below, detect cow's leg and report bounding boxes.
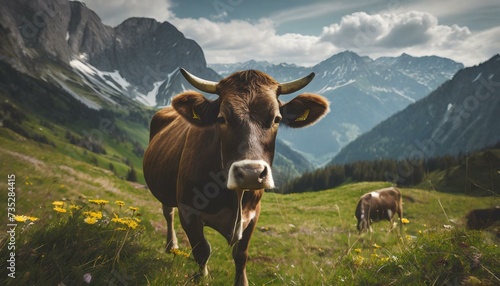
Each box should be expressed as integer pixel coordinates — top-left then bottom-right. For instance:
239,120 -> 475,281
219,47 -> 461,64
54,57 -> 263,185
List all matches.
179,214 -> 211,278
232,210 -> 260,286
397,203 -> 404,234
367,209 -> 373,233
388,218 -> 395,232
162,205 -> 178,251
387,208 -> 395,232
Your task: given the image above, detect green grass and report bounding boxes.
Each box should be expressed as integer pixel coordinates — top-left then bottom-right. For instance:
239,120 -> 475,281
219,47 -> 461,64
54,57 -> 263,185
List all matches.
0,91 -> 149,184
1,127 -> 499,285
1,205 -> 152,286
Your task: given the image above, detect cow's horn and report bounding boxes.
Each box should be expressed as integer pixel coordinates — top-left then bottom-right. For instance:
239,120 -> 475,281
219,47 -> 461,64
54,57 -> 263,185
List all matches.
278,72 -> 315,95
180,68 -> 218,94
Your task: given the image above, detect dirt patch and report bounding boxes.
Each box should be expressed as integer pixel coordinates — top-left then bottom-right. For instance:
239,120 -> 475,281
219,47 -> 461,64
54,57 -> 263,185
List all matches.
0,147 -> 46,170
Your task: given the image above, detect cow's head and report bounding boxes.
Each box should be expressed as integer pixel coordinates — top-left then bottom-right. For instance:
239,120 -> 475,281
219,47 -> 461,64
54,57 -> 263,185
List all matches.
173,68 -> 329,191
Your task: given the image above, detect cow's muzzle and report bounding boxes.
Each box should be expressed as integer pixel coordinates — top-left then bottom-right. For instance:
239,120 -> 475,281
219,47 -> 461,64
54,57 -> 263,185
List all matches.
227,159 -> 274,190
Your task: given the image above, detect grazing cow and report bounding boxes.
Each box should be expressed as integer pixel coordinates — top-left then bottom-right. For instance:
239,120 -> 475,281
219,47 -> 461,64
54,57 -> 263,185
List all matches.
466,207 -> 500,230
143,68 -> 329,285
355,187 -> 403,233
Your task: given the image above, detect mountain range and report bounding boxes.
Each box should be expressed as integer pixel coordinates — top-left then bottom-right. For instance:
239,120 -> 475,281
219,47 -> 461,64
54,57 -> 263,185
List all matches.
331,54 -> 500,165
211,52 -> 463,164
1,0 -> 495,188
0,0 -> 220,108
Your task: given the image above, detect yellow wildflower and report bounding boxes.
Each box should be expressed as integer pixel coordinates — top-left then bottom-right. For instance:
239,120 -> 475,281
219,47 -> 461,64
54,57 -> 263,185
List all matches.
371,253 -> 379,259
83,211 -> 103,219
354,248 -> 362,253
129,206 -> 139,212
88,199 -> 109,206
372,243 -> 382,249
353,255 -> 364,267
115,200 -> 125,208
14,215 -> 29,222
112,217 -> 139,229
380,256 -> 390,263
70,205 -> 81,211
53,207 -> 67,214
401,218 -> 410,224
170,248 -> 190,258
52,201 -> 64,207
84,217 -> 98,225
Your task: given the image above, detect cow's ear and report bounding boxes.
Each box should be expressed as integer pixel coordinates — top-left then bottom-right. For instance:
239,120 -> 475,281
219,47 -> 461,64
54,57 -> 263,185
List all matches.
280,93 -> 330,128
172,91 -> 219,127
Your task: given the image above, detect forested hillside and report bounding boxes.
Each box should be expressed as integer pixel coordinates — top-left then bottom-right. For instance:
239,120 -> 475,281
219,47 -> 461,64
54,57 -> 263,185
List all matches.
280,142 -> 500,195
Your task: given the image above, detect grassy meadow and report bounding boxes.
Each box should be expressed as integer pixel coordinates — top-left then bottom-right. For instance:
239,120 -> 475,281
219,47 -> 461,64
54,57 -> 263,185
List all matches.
1,128 -> 500,285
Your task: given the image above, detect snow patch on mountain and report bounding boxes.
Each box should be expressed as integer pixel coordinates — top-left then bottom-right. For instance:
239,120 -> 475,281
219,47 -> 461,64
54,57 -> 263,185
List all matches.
50,75 -> 102,110
70,58 -> 167,107
318,79 -> 356,93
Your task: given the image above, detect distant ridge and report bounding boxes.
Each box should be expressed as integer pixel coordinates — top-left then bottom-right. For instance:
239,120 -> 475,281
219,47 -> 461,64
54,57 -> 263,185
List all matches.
331,54 -> 500,165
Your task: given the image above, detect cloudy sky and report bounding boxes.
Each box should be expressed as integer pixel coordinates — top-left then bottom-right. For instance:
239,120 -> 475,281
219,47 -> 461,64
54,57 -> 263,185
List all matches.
81,0 -> 500,67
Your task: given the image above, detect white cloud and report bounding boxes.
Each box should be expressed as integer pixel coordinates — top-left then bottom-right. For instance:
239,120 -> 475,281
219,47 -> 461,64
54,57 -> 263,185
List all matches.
318,11 -> 498,66
171,10 -> 498,67
414,26 -> 500,66
271,2 -> 364,26
402,0 -> 500,19
170,17 -> 338,66
320,11 -> 471,49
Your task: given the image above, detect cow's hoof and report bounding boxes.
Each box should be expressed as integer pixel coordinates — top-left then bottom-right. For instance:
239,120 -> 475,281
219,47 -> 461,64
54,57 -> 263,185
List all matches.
166,244 -> 179,253
189,268 -> 209,283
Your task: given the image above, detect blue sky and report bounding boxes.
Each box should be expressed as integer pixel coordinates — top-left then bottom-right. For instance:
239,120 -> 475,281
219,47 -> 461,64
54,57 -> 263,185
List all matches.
82,0 -> 500,67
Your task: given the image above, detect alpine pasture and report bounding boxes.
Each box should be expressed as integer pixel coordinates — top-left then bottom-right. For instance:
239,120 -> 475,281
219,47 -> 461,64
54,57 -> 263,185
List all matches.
1,129 -> 499,285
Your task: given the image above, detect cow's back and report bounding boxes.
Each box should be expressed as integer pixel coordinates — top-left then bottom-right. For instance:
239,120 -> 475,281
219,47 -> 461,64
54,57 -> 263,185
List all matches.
143,107 -> 188,206
378,187 -> 401,203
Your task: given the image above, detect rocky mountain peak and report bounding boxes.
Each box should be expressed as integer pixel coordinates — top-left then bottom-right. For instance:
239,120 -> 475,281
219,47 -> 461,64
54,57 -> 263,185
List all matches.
0,0 -> 219,106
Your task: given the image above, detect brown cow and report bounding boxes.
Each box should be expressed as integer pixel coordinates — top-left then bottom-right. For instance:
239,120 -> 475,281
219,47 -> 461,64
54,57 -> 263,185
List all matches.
143,68 -> 329,285
355,187 -> 403,233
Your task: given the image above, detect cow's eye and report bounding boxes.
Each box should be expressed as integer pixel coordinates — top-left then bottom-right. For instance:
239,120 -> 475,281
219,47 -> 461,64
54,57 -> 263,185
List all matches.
217,116 -> 226,124
274,116 -> 282,124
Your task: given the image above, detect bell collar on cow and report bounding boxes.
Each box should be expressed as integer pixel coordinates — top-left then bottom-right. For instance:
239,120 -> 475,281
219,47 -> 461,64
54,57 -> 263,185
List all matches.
180,68 -> 315,96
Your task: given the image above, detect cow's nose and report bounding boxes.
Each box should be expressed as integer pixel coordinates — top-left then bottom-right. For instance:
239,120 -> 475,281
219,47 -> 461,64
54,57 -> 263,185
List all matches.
227,160 -> 274,190
234,164 -> 267,182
